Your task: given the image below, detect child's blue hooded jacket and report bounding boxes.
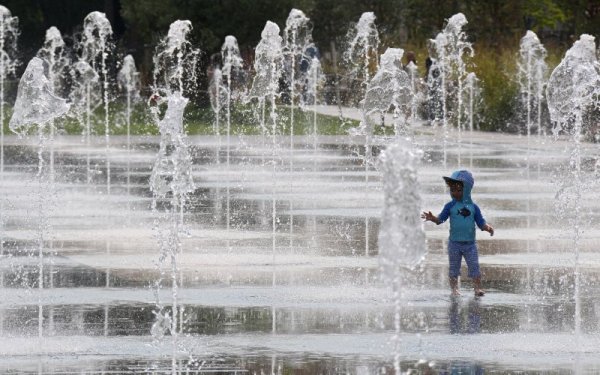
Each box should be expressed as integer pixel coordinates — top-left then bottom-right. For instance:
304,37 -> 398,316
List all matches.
437,170 -> 486,242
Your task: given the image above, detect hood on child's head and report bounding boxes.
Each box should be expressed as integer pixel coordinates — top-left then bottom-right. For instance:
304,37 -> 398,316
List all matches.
443,170 -> 474,204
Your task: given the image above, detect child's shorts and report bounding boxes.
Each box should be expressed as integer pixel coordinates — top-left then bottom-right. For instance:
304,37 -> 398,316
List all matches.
448,240 -> 481,278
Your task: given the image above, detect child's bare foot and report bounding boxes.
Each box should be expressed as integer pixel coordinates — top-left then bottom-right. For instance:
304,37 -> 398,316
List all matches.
449,277 -> 460,296
473,277 -> 484,297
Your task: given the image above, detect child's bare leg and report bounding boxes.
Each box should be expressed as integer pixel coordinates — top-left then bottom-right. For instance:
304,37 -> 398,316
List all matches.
449,277 -> 460,296
473,277 -> 485,296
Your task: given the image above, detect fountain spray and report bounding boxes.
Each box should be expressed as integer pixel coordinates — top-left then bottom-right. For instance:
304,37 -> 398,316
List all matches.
518,31 -> 547,178
9,57 -> 69,338
151,20 -> 200,372
354,48 -> 411,256
150,92 -> 195,370
283,9 -> 312,250
153,20 -> 200,97
344,12 -> 380,102
249,21 -> 284,287
546,34 -> 600,338
378,139 -> 426,374
37,26 -> 70,297
428,13 -> 473,167
69,61 -> 100,184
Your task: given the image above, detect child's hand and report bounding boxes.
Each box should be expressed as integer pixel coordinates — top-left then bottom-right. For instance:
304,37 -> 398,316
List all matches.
421,211 -> 436,223
483,224 -> 494,236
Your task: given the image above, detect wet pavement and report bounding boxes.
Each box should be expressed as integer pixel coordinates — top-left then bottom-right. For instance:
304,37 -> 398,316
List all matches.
1,121 -> 600,373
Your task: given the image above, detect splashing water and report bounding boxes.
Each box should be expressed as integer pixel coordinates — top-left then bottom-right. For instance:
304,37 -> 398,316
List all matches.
546,34 -> 600,338
9,56 -> 69,338
428,13 -> 473,167
249,20 -> 283,290
221,35 -> 243,234
153,20 -> 201,97
344,12 -> 379,103
0,5 -> 18,265
284,9 -> 313,252
378,139 -> 426,374
117,54 -> 140,210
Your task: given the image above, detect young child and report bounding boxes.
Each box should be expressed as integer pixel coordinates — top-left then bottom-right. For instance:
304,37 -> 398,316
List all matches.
421,170 -> 494,296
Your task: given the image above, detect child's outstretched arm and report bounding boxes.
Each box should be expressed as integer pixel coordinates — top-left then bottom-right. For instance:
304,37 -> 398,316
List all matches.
421,211 -> 440,224
422,203 -> 452,225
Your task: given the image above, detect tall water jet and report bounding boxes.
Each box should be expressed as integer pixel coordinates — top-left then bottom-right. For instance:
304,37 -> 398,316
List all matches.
209,67 -> 226,220
69,61 -> 100,184
344,12 -> 379,102
79,11 -> 113,194
117,55 -> 140,212
546,34 -> 600,337
221,35 -> 243,234
283,9 -> 312,250
9,57 -> 69,338
301,56 -> 324,239
464,72 -> 480,168
354,48 -> 411,255
248,21 -> 283,286
150,20 -> 199,371
0,6 -> 18,267
149,92 -> 195,371
517,31 -> 547,177
37,26 -> 70,297
153,20 -> 200,97
406,60 -> 421,126
428,13 -> 473,167
301,56 -> 324,166
378,139 -> 426,373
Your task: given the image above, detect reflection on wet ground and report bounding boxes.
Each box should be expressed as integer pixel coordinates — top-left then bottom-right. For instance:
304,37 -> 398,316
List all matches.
1,131 -> 600,373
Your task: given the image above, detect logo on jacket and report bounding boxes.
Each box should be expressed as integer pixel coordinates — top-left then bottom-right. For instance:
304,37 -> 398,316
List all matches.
458,207 -> 471,218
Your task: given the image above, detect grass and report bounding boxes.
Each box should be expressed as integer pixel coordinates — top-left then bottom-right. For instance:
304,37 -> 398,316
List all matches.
1,102 -> 360,138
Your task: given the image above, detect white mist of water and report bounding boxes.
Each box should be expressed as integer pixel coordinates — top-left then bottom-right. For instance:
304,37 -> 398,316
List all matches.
9,56 -> 69,338
546,33 -> 600,338
378,139 -> 426,374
